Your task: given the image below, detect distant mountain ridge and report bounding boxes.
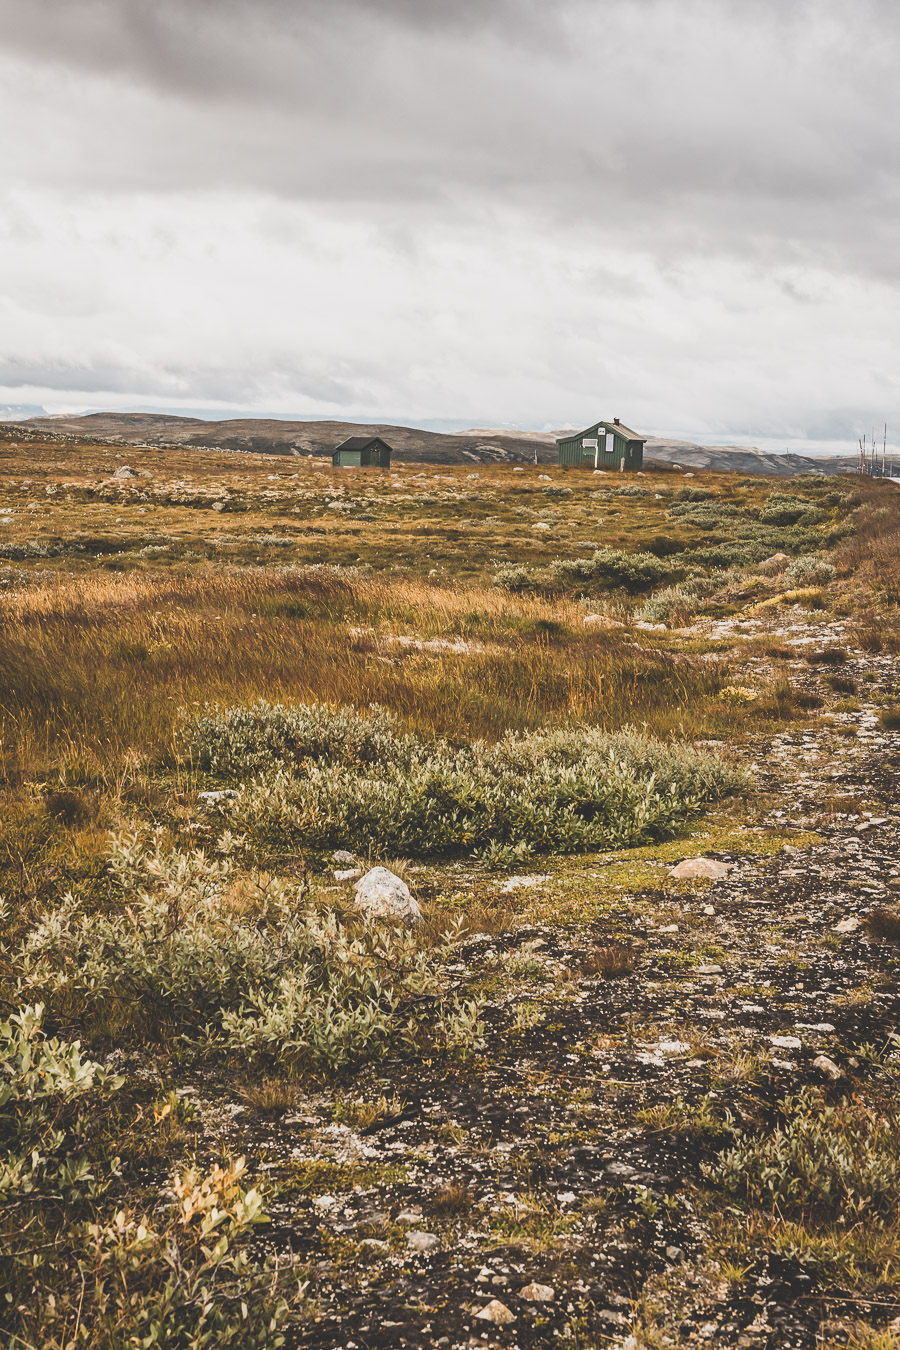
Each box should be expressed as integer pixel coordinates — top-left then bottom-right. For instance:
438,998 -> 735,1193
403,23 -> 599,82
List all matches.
13,411 -> 862,475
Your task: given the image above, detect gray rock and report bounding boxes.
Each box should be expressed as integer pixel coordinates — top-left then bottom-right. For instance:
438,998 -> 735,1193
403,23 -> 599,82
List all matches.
406,1230 -> 440,1252
354,867 -> 423,926
113,465 -> 138,479
769,1034 -> 802,1050
333,849 -> 356,864
198,789 -> 238,807
334,868 -> 362,882
394,1207 -> 423,1226
813,1054 -> 843,1079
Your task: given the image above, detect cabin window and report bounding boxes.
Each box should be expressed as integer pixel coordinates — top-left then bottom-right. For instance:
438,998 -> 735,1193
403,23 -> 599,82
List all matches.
605,432 -> 615,453
582,438 -> 598,449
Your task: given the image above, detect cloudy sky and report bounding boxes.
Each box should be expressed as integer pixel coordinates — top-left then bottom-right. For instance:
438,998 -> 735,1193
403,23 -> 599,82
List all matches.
1,0 -> 899,445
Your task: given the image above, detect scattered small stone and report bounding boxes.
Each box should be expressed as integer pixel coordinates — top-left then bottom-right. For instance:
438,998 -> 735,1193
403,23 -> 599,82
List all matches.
833,916 -> 859,933
395,1207 -> 424,1226
769,1034 -> 802,1050
501,874 -> 551,892
474,1299 -> 516,1324
406,1230 -> 440,1252
197,789 -> 238,807
670,857 -> 731,880
334,867 -> 362,882
519,1282 -> 555,1302
333,849 -> 356,864
702,904 -> 716,915
583,614 -> 625,628
697,964 -> 723,974
813,1054 -> 843,1079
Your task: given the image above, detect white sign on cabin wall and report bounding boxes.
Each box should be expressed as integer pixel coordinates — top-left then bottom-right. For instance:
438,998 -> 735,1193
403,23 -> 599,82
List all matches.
582,438 -> 598,449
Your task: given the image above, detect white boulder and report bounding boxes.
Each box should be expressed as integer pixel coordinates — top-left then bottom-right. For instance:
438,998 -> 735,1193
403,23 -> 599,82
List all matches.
354,867 -> 423,926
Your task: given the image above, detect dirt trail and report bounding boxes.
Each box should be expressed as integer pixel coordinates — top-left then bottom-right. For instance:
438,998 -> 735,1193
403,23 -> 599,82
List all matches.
190,612 -> 900,1350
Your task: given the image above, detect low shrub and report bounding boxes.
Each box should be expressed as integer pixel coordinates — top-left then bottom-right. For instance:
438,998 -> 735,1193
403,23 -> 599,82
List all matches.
549,548 -> 673,592
588,546 -> 672,591
715,1090 -> 900,1226
188,702 -> 744,860
878,707 -> 900,730
11,831 -> 478,1069
185,700 -> 404,778
636,584 -> 701,626
493,564 -> 536,593
689,543 -> 756,568
759,494 -> 817,526
0,1006 -> 289,1349
785,554 -> 837,585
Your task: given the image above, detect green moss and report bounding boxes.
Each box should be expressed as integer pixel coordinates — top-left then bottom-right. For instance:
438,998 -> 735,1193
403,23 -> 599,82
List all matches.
280,1158 -> 409,1197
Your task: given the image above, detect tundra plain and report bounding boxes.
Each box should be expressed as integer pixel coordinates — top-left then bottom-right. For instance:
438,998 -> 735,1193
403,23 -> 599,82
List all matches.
1,428 -> 899,1350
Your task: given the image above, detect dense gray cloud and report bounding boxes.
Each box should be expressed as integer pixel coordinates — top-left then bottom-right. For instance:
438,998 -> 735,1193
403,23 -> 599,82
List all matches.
0,0 -> 898,439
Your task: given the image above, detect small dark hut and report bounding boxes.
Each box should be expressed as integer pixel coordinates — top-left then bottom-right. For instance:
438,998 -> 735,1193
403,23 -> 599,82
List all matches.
331,436 -> 393,468
556,419 -> 646,471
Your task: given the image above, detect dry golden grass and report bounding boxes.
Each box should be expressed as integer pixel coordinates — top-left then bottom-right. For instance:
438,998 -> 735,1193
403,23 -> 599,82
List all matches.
0,566 -> 732,784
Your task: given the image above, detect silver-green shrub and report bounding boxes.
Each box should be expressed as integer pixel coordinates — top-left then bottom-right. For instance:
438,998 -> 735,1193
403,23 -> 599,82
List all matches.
493,564 -> 536,592
188,704 -> 744,860
13,831 -> 475,1069
784,554 -> 836,585
635,584 -> 701,626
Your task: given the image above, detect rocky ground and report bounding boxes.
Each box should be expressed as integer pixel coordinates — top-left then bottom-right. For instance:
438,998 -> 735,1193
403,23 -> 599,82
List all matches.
140,611 -> 899,1350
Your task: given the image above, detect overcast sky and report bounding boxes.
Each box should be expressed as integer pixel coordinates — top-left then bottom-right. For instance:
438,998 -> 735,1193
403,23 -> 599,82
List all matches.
1,0 -> 899,443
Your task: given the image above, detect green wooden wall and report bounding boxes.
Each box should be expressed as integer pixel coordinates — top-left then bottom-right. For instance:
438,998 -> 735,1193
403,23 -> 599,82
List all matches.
556,422 -> 643,471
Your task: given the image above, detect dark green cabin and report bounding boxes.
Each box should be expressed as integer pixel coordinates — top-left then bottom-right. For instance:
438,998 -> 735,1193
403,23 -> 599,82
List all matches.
332,436 -> 393,468
556,419 -> 646,471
